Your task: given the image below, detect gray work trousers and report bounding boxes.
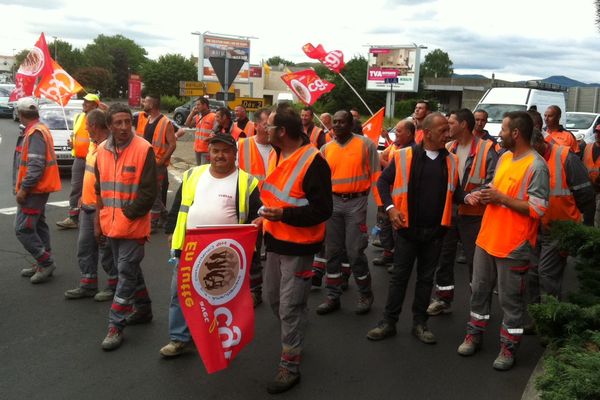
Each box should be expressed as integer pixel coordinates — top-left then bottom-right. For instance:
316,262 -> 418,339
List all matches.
68,157 -> 86,219
264,252 -> 313,373
195,151 -> 209,166
378,210 -> 395,251
467,246 -> 529,351
151,165 -> 168,220
14,193 -> 54,268
528,230 -> 567,302
77,208 -> 117,290
108,238 -> 151,330
325,195 -> 371,299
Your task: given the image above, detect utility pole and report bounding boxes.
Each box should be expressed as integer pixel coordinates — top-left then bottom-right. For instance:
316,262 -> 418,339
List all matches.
52,36 -> 58,61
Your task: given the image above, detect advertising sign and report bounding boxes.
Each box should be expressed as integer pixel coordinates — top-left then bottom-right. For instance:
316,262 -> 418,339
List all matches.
366,46 -> 420,92
202,35 -> 251,82
128,75 -> 141,107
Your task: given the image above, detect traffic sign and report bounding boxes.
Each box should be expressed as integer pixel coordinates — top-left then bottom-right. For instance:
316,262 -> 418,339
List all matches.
209,57 -> 245,91
179,88 -> 206,97
179,81 -> 207,90
216,92 -> 236,101
384,77 -> 399,84
239,97 -> 264,111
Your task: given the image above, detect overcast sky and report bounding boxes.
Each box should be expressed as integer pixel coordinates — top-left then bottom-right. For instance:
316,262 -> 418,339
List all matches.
1,0 -> 599,83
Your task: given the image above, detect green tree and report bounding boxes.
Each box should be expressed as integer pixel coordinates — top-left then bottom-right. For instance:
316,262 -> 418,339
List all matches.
140,54 -> 197,97
49,39 -> 85,74
265,56 -> 294,66
73,67 -> 114,98
420,49 -> 454,78
83,34 -> 148,97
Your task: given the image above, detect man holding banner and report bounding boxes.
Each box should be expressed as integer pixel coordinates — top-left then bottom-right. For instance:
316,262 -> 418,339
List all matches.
255,103 -> 332,394
162,133 -> 261,358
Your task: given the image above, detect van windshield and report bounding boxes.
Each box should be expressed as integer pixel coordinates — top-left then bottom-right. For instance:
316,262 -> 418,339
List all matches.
477,104 -> 527,123
566,114 -> 596,130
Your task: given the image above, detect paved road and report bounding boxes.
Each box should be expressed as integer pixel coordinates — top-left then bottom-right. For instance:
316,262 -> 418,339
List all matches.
0,117 -> 546,399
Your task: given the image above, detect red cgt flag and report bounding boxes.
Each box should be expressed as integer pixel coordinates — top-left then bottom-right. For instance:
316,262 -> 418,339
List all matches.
35,59 -> 83,106
178,224 -> 258,374
281,69 -> 335,106
10,33 -> 54,101
302,43 -> 345,73
362,107 -> 385,144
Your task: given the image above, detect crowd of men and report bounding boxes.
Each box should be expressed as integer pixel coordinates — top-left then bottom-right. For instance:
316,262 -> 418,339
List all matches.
11,93 -> 600,394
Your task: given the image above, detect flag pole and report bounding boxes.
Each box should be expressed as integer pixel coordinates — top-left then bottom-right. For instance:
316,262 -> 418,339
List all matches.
337,72 -> 374,116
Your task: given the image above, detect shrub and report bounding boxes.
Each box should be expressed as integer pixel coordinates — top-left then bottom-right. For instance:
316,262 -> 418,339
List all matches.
160,95 -> 185,113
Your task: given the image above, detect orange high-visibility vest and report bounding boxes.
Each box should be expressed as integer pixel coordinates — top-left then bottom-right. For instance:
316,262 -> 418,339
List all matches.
542,144 -> 581,226
96,135 -> 152,239
545,129 -> 579,153
194,112 -> 216,153
448,138 -> 494,216
415,129 -> 424,144
583,143 -> 600,185
81,142 -> 98,207
477,151 -> 545,258
308,126 -> 324,148
135,114 -> 173,166
390,147 -> 458,228
72,112 -> 91,158
238,136 -> 271,183
231,124 -> 244,141
261,144 -> 325,244
321,135 -> 378,194
16,122 -> 61,194
235,120 -> 255,137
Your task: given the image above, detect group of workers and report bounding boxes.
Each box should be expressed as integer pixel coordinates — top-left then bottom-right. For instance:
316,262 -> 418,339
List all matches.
11,92 -> 600,394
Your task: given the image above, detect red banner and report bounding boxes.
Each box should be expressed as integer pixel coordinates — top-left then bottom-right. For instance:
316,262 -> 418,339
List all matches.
128,76 -> 142,108
281,69 -> 335,106
362,107 -> 385,144
10,33 -> 54,101
302,43 -> 345,73
34,59 -> 83,105
178,225 -> 258,374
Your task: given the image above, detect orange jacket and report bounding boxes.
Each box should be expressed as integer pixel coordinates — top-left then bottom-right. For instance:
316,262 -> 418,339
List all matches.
235,120 -> 255,137
81,142 -> 98,207
238,136 -> 271,183
390,146 -> 458,228
135,114 -> 174,166
583,143 -> 600,187
542,144 -> 581,226
415,129 -> 424,144
307,125 -> 324,148
16,122 -> 61,194
545,129 -> 579,153
72,112 -> 91,159
476,151 -> 547,258
321,134 -> 382,205
96,135 -> 152,239
194,112 -> 216,153
261,144 -> 325,244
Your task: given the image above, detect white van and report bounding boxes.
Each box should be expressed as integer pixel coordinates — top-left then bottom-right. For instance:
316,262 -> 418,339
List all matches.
276,92 -> 294,104
473,87 -> 567,137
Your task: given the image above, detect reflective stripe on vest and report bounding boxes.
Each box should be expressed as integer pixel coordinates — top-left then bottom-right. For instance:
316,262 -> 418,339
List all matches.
542,145 -> 581,226
136,114 -> 171,165
239,136 -> 268,181
194,113 -> 216,152
549,146 -> 571,196
309,126 -> 323,147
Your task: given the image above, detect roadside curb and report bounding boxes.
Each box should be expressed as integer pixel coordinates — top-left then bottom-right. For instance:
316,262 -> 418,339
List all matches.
520,349 -> 546,400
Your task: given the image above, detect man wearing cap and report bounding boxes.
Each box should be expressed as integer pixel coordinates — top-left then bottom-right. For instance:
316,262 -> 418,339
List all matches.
13,97 -> 62,283
56,93 -> 100,229
160,132 -> 261,358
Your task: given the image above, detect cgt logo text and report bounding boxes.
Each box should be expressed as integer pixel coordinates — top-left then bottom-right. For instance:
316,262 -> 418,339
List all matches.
208,305 -> 241,360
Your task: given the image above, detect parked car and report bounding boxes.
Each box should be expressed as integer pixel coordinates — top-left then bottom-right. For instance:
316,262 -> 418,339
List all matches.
565,112 -> 600,144
37,102 -> 82,172
0,85 -> 14,118
172,98 -> 227,126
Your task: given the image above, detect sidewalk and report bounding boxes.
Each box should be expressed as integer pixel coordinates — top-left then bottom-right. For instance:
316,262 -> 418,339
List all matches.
168,129 -> 196,182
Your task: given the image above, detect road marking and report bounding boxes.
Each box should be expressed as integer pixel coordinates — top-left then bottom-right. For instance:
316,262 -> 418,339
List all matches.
47,200 -> 70,207
0,206 -> 17,215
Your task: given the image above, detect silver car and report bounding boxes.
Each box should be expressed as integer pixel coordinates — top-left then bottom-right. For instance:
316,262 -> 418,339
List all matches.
38,102 -> 83,171
566,112 -> 600,144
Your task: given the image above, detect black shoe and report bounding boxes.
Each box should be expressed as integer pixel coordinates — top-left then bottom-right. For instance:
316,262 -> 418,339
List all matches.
126,310 -> 153,325
316,298 -> 340,315
366,321 -> 397,341
266,368 -> 301,394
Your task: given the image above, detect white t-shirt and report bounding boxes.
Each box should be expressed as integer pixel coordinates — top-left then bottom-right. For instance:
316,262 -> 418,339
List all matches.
456,141 -> 472,182
255,141 -> 272,173
425,149 -> 439,160
186,170 -> 239,228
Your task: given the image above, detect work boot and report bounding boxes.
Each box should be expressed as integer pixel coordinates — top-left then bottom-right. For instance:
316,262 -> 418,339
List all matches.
427,299 -> 452,316
64,287 -> 98,299
412,324 -> 436,344
56,217 -> 78,229
30,264 -> 56,284
125,310 -> 153,325
371,238 -> 383,248
493,344 -> 515,371
366,320 -> 397,341
252,292 -> 263,308
20,265 -> 38,278
94,288 -> 116,302
316,298 -> 340,315
266,367 -> 301,394
159,340 -> 194,358
101,327 -> 123,351
457,334 -> 482,356
372,252 -> 394,266
355,294 -> 374,315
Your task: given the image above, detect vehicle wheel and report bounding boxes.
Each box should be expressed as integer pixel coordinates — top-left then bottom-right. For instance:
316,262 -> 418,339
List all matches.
174,113 -> 184,126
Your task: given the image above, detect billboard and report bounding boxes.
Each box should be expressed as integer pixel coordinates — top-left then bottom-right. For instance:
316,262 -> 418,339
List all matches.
202,35 -> 251,82
366,46 -> 420,92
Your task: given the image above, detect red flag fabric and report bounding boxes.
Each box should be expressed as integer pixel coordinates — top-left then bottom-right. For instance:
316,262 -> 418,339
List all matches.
10,33 -> 54,101
281,69 -> 335,106
302,43 -> 345,73
178,224 -> 258,374
35,59 -> 83,105
361,107 -> 385,144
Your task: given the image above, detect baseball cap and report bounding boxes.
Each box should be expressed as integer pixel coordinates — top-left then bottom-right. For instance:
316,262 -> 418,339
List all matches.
16,97 -> 38,112
209,133 -> 236,147
83,93 -> 100,103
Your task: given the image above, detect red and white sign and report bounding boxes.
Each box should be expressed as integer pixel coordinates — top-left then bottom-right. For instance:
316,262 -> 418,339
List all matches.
34,59 -> 83,105
178,225 -> 258,374
302,43 -> 345,73
128,75 -> 142,108
281,69 -> 335,106
366,46 -> 421,92
10,33 -> 54,101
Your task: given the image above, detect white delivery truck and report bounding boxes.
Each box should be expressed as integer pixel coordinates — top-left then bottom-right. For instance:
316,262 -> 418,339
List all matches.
473,87 -> 567,137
